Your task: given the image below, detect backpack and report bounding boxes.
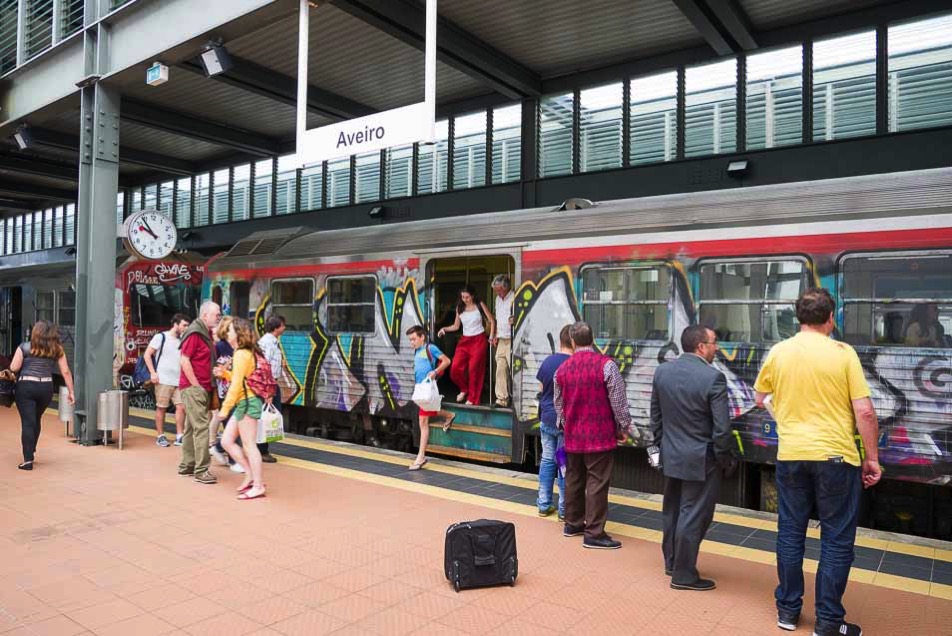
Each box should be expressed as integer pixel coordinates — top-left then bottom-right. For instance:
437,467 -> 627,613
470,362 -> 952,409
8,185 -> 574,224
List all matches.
132,333 -> 165,388
244,350 -> 277,400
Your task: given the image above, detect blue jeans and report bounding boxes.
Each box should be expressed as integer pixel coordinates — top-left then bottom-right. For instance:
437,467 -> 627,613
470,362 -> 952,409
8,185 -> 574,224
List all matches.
537,426 -> 565,516
775,461 -> 861,628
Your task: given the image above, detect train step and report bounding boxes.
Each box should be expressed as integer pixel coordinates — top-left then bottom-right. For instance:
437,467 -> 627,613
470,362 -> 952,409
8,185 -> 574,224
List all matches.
424,403 -> 514,463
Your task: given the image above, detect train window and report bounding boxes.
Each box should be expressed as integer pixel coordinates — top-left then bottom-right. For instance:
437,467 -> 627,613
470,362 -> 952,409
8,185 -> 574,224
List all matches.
35,291 -> 55,324
271,279 -> 314,332
58,291 -> 75,327
698,259 -> 809,342
130,284 -> 199,327
581,265 -> 670,340
841,252 -> 952,347
230,282 -> 250,320
326,276 -> 377,334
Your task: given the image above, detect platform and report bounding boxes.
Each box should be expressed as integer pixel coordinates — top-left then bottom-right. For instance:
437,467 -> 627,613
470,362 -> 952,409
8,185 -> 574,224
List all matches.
0,406 -> 948,636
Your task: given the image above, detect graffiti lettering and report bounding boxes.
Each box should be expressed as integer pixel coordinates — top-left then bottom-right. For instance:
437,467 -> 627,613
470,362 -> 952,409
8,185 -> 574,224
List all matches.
154,263 -> 193,284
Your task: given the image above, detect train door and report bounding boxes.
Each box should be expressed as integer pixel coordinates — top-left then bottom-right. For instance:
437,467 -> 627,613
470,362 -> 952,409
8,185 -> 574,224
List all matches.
0,287 -> 23,360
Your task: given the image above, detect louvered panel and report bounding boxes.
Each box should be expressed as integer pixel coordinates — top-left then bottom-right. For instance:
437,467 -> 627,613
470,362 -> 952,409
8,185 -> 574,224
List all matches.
26,0 -> 54,59
492,104 -> 521,184
327,158 -> 351,207
301,164 -> 323,212
888,14 -> 952,133
0,0 -> 18,74
250,238 -> 287,255
385,146 -> 413,200
174,177 -> 191,229
232,165 -> 251,222
538,93 -> 574,178
685,59 -> 738,158
61,0 -> 84,38
579,83 -> 623,173
253,159 -> 273,219
275,156 -> 298,216
417,120 -> 448,195
355,152 -> 381,204
212,168 -> 230,225
630,71 -> 678,166
813,30 -> 877,142
452,111 -> 486,190
746,45 -> 803,150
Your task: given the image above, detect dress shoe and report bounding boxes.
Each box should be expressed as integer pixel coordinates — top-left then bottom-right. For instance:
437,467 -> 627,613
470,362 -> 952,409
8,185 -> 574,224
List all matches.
670,578 -> 716,591
583,535 -> 622,550
260,454 -> 277,463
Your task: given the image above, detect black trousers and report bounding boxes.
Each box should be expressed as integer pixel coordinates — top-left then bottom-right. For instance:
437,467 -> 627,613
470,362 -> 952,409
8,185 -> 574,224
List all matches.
15,380 -> 54,462
662,461 -> 721,584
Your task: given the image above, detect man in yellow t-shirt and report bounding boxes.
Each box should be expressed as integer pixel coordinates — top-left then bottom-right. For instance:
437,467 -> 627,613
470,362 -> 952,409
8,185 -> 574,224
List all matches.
754,288 -> 881,636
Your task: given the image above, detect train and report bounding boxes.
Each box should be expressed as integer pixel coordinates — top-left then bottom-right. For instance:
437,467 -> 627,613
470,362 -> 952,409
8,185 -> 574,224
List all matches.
3,167 -> 951,538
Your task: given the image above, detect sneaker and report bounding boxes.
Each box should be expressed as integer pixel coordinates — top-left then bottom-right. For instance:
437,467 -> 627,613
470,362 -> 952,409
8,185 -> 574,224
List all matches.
229,463 -> 246,474
156,436 -> 170,447
260,454 -> 277,464
583,535 -> 622,550
177,467 -> 195,477
670,578 -> 716,591
193,471 -> 217,485
557,512 -> 565,522
174,435 -> 184,446
813,622 -> 862,636
778,611 -> 800,631
209,446 -> 229,466
538,505 -> 556,517
562,523 -> 585,538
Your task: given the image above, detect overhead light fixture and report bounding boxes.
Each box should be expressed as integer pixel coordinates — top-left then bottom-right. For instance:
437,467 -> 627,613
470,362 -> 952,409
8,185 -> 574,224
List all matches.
64,246 -> 77,256
368,205 -> 385,219
557,198 -> 595,212
200,42 -> 233,77
180,231 -> 194,240
13,125 -> 33,150
727,160 -> 749,178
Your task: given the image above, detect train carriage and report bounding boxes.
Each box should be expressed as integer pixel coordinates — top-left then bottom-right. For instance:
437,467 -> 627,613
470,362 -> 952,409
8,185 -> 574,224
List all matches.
207,167 -> 952,508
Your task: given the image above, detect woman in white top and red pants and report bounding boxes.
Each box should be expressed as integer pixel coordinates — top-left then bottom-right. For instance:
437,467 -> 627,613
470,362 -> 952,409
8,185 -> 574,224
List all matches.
438,285 -> 495,406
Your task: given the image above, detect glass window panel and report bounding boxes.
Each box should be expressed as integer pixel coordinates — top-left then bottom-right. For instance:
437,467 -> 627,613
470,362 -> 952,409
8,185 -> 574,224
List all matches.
492,104 -> 522,184
275,155 -> 299,215
253,158 -> 273,218
33,211 -> 42,251
5,219 -> 12,254
746,45 -> 803,149
53,207 -> 63,247
538,93 -> 574,177
813,30 -> 877,141
354,152 -> 381,203
271,279 -> 314,331
0,220 -> 5,256
326,276 -> 376,334
130,188 -> 142,212
301,163 -> 323,211
64,204 -> 74,245
23,214 -> 33,252
581,266 -> 671,340
143,183 -> 158,211
174,177 -> 192,229
629,71 -> 678,165
327,158 -> 351,207
212,168 -> 230,223
35,290 -> 55,323
26,0 -> 53,59
43,209 -> 52,249
115,191 -> 125,225
453,111 -> 487,189
231,165 -> 250,221
579,83 -> 623,172
58,290 -> 75,326
61,0 -> 84,38
130,284 -> 199,327
193,173 -> 210,226
13,216 -> 21,253
1,0 -> 19,74
385,145 -> 413,199
888,14 -> 952,133
685,58 -> 738,157
417,119 -> 449,194
158,181 -> 174,219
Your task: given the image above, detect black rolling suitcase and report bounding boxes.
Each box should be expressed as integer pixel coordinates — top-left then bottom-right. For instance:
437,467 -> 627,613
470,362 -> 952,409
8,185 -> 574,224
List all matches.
444,519 -> 518,592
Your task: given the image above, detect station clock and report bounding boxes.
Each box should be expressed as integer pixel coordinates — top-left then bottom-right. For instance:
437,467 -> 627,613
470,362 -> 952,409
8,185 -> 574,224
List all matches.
123,209 -> 178,261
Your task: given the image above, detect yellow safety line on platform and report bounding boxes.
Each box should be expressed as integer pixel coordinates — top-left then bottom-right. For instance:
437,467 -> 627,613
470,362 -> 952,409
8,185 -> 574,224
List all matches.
103,419 -> 949,599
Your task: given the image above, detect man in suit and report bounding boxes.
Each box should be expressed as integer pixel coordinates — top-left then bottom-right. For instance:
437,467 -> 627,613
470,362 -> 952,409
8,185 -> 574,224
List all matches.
650,324 -> 734,591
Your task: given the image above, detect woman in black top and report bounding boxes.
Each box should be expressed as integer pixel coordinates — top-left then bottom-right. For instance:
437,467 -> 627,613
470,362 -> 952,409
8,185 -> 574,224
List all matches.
9,321 -> 75,470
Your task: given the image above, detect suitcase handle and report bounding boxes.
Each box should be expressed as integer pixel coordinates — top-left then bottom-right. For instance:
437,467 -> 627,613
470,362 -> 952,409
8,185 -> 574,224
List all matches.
472,533 -> 496,567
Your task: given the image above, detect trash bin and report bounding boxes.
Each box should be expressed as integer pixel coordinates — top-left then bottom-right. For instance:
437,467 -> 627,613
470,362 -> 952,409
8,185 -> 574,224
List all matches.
58,386 -> 74,437
97,390 -> 129,449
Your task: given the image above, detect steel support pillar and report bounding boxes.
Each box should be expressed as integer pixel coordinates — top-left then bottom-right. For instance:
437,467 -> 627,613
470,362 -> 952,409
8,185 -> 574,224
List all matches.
74,6 -> 120,444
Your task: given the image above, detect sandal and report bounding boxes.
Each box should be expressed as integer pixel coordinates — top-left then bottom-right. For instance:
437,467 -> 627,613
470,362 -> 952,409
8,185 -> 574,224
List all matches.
408,459 -> 428,471
456,392 -> 467,402
440,413 -> 456,432
237,483 -> 253,494
237,488 -> 266,501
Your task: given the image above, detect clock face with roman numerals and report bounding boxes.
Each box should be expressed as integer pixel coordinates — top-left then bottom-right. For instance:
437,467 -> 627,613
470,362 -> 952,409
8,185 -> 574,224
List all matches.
126,210 -> 177,260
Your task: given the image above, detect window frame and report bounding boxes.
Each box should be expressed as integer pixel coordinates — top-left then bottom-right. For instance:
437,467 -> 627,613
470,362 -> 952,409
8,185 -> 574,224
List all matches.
579,262 -> 673,341
57,290 -> 76,327
34,290 -> 56,324
270,277 -> 315,332
324,274 -> 378,336
696,255 -> 812,343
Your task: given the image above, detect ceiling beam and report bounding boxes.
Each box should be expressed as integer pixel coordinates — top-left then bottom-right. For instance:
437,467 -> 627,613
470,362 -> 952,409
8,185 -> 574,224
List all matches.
0,155 -> 78,182
0,198 -> 43,212
329,0 -> 541,99
670,0 -> 735,56
706,0 -> 757,51
178,56 -> 375,121
0,179 -> 76,202
29,127 -> 197,176
121,100 -> 281,157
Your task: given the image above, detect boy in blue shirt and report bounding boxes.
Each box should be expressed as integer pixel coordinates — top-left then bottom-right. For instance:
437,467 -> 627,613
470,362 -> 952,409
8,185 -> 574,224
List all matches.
536,325 -> 573,518
407,325 -> 452,470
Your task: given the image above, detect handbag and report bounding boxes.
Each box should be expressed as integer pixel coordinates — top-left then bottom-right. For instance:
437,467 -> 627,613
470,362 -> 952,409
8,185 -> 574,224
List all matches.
0,369 -> 15,408
132,332 -> 165,388
256,403 -> 285,444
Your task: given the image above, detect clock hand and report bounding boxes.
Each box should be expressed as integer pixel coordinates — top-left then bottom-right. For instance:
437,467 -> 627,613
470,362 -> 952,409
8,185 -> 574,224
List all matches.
137,224 -> 159,240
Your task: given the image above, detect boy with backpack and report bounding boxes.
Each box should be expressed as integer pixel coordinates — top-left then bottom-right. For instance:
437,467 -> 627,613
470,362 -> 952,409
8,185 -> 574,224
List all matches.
406,325 -> 452,471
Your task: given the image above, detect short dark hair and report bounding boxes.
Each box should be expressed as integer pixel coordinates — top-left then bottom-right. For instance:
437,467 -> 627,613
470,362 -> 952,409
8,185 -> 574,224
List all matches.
569,321 -> 593,347
559,324 -> 572,349
171,313 -> 190,326
405,325 -> 427,338
681,324 -> 712,354
796,288 -> 835,326
265,314 -> 286,333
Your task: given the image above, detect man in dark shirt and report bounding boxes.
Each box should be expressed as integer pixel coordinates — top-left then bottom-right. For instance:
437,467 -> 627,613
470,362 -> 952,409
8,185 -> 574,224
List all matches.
536,325 -> 573,519
178,301 -> 221,485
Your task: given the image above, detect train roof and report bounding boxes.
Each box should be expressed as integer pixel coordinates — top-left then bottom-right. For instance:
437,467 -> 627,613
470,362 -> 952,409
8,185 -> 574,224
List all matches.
212,167 -> 952,270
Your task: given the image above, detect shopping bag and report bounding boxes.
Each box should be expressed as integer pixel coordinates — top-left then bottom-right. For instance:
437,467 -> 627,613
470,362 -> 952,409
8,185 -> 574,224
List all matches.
256,403 -> 285,444
411,377 -> 442,412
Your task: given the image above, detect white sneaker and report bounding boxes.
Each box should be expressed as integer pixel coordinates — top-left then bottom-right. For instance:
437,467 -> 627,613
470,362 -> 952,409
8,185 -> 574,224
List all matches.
229,463 -> 246,474
209,446 -> 229,466
174,435 -> 184,447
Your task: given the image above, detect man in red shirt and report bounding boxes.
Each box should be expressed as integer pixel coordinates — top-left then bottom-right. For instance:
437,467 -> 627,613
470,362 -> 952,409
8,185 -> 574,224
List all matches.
178,301 -> 221,484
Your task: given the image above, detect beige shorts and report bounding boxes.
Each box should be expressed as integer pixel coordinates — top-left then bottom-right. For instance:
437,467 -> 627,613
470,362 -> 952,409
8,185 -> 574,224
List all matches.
155,384 -> 183,408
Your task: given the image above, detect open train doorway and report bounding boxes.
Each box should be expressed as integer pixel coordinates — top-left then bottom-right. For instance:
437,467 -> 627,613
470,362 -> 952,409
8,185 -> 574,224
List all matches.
428,254 -> 515,407
0,286 -> 23,362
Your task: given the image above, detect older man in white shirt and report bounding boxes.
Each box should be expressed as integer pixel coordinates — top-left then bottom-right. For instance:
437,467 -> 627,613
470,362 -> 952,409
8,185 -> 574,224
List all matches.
491,274 -> 515,408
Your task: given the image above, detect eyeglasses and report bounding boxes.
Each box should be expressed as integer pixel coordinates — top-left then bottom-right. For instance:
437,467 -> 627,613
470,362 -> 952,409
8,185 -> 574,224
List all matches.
703,340 -> 718,345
